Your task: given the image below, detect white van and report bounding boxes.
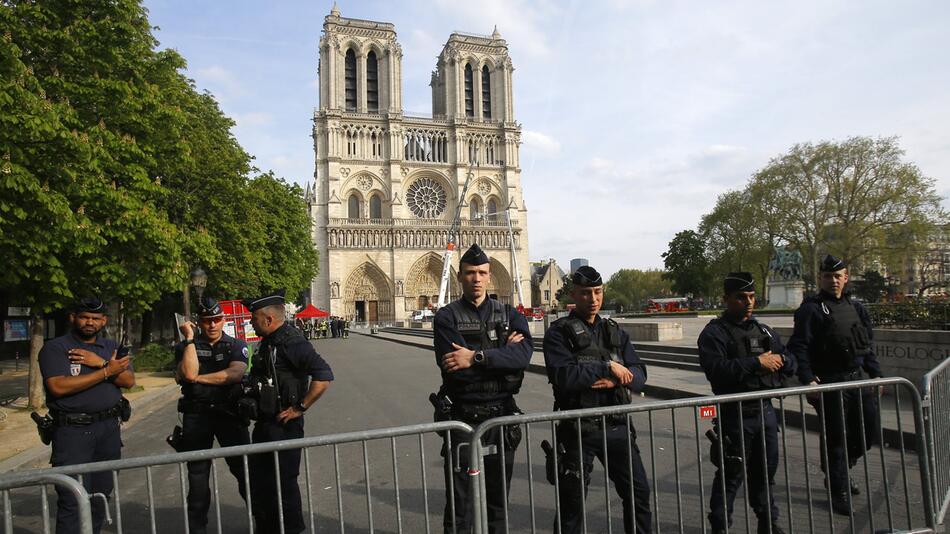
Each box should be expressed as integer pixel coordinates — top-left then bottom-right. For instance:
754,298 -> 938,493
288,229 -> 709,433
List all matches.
411,309 -> 435,321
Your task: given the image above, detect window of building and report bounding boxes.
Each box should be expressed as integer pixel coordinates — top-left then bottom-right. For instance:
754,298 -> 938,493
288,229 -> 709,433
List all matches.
464,63 -> 474,118
406,178 -> 447,219
367,51 -> 379,112
344,49 -> 357,111
481,65 -> 491,119
348,194 -> 360,218
469,198 -> 481,221
487,199 -> 498,222
544,290 -> 550,301
369,194 -> 382,219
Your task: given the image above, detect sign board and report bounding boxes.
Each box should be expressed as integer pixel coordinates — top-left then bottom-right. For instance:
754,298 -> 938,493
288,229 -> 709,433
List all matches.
699,405 -> 717,419
4,319 -> 30,342
223,321 -> 236,338
7,307 -> 30,317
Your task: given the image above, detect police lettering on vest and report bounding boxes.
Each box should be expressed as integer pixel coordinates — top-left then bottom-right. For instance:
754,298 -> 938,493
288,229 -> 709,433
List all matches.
441,299 -> 524,398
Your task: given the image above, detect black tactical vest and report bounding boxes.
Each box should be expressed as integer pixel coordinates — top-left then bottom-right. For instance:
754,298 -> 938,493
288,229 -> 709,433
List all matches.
442,299 -> 524,399
181,336 -> 239,403
251,324 -> 310,414
813,295 -> 871,374
557,317 -> 632,410
715,318 -> 784,391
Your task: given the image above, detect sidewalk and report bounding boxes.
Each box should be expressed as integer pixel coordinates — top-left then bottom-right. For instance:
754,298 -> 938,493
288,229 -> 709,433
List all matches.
0,372 -> 180,472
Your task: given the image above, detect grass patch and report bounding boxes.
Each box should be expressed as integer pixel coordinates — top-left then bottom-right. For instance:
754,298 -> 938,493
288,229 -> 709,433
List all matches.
132,343 -> 176,372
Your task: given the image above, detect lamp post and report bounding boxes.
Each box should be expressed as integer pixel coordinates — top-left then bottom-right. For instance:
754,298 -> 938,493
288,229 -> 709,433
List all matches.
182,267 -> 207,318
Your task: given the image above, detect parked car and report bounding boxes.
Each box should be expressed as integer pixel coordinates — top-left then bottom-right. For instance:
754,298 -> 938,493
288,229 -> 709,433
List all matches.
521,306 -> 545,321
411,309 -> 435,321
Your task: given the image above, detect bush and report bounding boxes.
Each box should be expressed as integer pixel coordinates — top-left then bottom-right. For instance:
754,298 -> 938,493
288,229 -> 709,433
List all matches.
133,343 -> 176,372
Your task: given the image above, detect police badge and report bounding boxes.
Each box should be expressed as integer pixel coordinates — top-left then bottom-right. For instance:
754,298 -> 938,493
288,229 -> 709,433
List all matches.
70,363 -> 82,376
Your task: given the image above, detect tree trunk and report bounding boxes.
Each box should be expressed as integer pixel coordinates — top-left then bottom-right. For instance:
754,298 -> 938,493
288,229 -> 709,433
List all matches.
139,310 -> 152,348
27,312 -> 46,410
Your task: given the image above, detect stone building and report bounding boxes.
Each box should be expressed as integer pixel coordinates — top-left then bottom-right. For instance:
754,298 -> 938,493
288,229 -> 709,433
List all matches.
305,6 -> 531,322
531,259 -> 565,311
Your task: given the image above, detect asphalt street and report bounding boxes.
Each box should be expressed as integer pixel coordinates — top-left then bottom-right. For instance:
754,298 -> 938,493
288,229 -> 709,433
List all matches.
3,334 -> 932,533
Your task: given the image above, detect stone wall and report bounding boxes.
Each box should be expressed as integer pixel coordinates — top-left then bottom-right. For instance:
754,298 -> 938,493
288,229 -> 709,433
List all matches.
774,327 -> 950,387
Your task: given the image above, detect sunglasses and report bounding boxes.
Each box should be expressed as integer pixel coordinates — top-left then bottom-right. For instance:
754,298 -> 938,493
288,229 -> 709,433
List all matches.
199,316 -> 225,324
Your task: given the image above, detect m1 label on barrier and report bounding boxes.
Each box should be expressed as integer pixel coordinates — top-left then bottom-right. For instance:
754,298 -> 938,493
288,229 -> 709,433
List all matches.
700,405 -> 717,419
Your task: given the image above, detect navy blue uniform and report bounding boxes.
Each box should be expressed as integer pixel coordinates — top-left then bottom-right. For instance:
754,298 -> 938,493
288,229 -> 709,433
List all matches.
543,313 -> 651,534
248,323 -> 333,534
174,334 -> 250,534
787,292 -> 882,498
698,316 -> 795,533
433,298 -> 532,534
39,332 -> 127,534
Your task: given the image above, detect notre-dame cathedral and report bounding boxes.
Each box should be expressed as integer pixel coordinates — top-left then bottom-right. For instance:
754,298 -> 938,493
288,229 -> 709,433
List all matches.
305,5 -> 531,322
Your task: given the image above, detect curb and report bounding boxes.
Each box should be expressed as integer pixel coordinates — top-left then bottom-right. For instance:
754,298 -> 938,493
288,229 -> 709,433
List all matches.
0,381 -> 181,473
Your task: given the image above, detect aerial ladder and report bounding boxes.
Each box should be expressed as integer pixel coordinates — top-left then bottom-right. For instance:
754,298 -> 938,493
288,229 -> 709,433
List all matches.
436,163 -> 476,308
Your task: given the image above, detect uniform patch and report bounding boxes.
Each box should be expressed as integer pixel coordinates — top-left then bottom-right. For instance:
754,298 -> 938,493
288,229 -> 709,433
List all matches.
215,352 -> 224,362
70,364 -> 81,376
196,349 -> 212,359
242,347 -> 249,360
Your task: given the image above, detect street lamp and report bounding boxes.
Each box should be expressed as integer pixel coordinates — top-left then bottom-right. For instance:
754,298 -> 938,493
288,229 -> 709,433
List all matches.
190,267 -> 207,301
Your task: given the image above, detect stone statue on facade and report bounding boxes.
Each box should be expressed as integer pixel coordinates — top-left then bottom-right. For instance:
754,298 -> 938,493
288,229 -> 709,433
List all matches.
766,246 -> 805,308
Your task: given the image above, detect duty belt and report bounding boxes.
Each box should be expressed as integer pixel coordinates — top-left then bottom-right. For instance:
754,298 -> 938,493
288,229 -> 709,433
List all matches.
452,401 -> 512,424
818,368 -> 863,383
51,404 -> 122,426
177,398 -> 234,415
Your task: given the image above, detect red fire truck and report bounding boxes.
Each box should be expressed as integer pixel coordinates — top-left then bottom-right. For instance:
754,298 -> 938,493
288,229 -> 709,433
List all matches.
219,300 -> 260,342
645,297 -> 690,313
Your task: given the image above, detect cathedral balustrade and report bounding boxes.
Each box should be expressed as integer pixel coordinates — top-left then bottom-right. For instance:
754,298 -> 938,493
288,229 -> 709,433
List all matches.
403,126 -> 450,163
324,224 -> 520,251
327,217 -> 515,228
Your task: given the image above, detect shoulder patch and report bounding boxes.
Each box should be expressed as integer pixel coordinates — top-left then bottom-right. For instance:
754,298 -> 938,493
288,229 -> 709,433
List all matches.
242,346 -> 249,359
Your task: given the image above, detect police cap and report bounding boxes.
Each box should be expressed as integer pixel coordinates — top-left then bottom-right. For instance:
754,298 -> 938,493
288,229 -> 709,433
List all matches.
724,272 -> 755,294
819,254 -> 846,272
242,289 -> 286,312
460,243 -> 490,267
572,265 -> 603,287
197,296 -> 224,318
74,296 -> 106,314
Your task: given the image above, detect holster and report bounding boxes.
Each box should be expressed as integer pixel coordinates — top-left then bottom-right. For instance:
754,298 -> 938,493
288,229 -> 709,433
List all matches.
166,425 -> 184,452
541,439 -> 567,485
31,412 -> 55,446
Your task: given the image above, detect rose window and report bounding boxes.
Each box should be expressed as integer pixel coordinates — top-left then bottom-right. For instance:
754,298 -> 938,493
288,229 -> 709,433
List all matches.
406,178 -> 447,219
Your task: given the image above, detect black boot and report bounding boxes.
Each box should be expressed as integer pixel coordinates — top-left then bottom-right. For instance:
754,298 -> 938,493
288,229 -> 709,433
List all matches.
831,491 -> 852,516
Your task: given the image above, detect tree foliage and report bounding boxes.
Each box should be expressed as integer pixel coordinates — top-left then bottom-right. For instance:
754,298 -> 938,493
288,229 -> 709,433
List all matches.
699,189 -> 773,300
662,230 -> 711,297
0,0 -> 318,406
604,269 -> 671,311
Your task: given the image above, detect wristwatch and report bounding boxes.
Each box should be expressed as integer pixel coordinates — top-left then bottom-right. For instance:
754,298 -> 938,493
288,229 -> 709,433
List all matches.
473,351 -> 486,365
295,402 -> 308,413
183,338 -> 195,346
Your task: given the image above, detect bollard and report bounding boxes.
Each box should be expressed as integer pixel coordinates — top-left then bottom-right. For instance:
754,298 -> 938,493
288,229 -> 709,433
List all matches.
15,352 -> 19,372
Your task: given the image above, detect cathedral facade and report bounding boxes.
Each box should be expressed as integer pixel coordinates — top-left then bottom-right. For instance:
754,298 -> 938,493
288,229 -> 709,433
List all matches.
305,6 -> 531,322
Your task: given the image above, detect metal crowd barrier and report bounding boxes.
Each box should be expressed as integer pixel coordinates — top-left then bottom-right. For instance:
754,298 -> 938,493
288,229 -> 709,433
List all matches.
468,377 -> 935,534
0,420 -> 472,534
923,356 -> 950,525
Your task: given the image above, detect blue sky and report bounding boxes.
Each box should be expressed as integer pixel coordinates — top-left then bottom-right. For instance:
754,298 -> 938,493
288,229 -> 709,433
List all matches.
144,0 -> 950,277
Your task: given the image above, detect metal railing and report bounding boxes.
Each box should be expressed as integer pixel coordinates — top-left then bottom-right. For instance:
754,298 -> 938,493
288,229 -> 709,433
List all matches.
1,379 -> 942,533
467,377 -> 935,534
0,421 -> 472,534
923,356 -> 950,524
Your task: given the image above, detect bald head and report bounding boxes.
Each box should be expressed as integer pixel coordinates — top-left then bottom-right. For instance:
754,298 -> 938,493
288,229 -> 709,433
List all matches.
250,304 -> 286,336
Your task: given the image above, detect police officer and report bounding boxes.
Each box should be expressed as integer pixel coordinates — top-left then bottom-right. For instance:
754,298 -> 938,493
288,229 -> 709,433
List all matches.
434,243 -> 533,534
698,273 -> 795,534
543,265 -> 652,534
175,297 -> 251,534
39,297 -> 134,534
244,289 -> 334,534
788,255 -> 883,515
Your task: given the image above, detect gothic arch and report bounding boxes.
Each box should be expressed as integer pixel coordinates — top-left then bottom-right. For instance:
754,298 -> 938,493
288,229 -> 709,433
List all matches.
342,171 -> 380,193
486,257 -> 513,304
340,39 -> 363,57
405,252 -> 459,309
365,40 -> 385,58
343,262 -> 393,321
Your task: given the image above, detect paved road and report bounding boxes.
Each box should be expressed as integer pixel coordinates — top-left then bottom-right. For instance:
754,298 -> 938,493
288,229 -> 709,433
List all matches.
4,334 -> 932,533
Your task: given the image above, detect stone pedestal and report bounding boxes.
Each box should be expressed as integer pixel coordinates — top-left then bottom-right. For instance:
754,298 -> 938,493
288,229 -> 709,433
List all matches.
617,321 -> 684,342
766,279 -> 805,309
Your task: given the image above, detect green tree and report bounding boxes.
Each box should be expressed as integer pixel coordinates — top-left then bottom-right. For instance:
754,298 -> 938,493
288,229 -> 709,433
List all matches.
604,269 -> 671,312
748,136 -> 944,287
662,230 -> 711,297
699,189 -> 773,300
555,274 -> 574,307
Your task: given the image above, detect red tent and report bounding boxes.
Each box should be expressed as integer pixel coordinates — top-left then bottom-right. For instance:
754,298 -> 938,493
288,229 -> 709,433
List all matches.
295,303 -> 330,319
